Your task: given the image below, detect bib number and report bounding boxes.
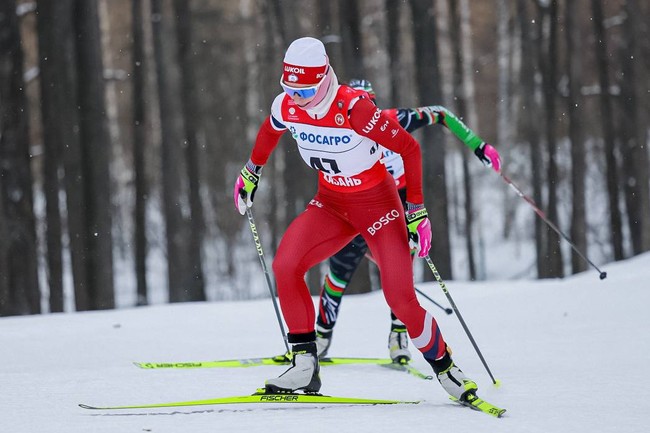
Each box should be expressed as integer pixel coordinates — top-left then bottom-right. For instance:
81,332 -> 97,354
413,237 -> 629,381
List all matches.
309,157 -> 341,174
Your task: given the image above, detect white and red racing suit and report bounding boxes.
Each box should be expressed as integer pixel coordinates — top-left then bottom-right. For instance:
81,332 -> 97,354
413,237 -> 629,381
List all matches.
247,85 -> 446,360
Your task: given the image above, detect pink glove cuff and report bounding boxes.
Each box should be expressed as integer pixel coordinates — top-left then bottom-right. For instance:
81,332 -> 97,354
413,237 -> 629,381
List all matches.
416,218 -> 432,257
233,176 -> 245,211
233,176 -> 244,207
483,144 -> 501,172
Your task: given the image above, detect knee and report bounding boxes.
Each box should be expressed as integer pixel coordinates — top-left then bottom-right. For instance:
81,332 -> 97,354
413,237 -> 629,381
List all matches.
272,251 -> 291,279
385,292 -> 419,321
273,247 -> 306,281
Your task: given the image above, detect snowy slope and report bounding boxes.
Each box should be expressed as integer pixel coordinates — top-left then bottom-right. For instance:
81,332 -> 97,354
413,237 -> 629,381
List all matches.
1,253 -> 649,433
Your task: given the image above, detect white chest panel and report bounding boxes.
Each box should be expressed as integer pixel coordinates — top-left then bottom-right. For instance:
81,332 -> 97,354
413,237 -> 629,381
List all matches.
283,121 -> 382,176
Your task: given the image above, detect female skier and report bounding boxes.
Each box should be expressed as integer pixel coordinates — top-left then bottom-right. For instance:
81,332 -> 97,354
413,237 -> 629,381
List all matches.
233,37 -> 482,403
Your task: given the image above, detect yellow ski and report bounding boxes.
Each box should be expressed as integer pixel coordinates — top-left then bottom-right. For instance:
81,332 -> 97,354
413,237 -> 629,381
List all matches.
79,389 -> 420,410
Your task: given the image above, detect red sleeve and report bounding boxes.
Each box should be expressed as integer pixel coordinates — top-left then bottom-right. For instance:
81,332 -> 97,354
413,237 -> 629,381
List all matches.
250,116 -> 285,166
349,99 -> 423,204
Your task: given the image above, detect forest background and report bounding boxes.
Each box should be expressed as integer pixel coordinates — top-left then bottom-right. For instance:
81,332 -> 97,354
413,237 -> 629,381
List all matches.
0,0 -> 648,316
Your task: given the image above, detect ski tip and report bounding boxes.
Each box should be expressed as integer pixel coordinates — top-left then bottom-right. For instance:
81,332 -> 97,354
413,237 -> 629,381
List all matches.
449,394 -> 507,418
79,404 -> 98,410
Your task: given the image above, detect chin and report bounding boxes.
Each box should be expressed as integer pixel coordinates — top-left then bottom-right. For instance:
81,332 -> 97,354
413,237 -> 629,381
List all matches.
296,100 -> 313,109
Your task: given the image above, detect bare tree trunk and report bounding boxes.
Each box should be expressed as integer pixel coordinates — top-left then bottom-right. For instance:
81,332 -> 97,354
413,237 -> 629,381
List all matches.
338,0 -> 364,80
132,0 -> 149,305
151,0 -> 192,302
539,0 -> 563,278
619,0 -> 650,255
410,0 -> 451,279
496,0 -> 513,154
531,4 -> 547,278
448,0 -> 476,280
496,0 -> 518,248
517,0 -> 545,278
0,0 -> 41,315
74,0 -> 115,309
318,1 -> 345,84
0,171 -> 5,314
173,0 -> 206,301
385,0 -> 400,105
565,0 -> 588,274
57,6 -> 89,311
591,0 -> 624,261
37,0 -> 74,312
357,0 -> 389,106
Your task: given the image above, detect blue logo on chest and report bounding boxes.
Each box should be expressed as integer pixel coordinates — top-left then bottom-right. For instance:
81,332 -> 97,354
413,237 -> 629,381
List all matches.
298,132 -> 351,146
293,130 -> 352,146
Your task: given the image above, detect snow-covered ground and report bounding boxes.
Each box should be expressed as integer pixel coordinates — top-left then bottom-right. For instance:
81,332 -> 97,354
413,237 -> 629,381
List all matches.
2,252 -> 648,432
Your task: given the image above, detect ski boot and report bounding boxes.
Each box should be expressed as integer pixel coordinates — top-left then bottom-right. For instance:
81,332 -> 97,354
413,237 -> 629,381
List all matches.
428,349 -> 478,401
388,319 -> 411,363
265,342 -> 321,393
316,325 -> 333,359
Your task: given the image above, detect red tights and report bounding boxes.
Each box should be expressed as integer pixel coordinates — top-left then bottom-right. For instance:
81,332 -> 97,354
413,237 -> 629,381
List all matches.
272,175 -> 446,360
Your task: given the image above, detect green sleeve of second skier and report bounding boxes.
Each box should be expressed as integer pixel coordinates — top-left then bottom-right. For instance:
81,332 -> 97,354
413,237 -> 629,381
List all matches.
404,105 -> 485,151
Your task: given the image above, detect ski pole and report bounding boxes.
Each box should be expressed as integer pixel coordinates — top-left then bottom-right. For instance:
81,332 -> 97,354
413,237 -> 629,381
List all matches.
363,250 -> 453,315
424,255 -> 499,385
500,172 -> 607,280
414,286 -> 453,315
245,208 -> 290,354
